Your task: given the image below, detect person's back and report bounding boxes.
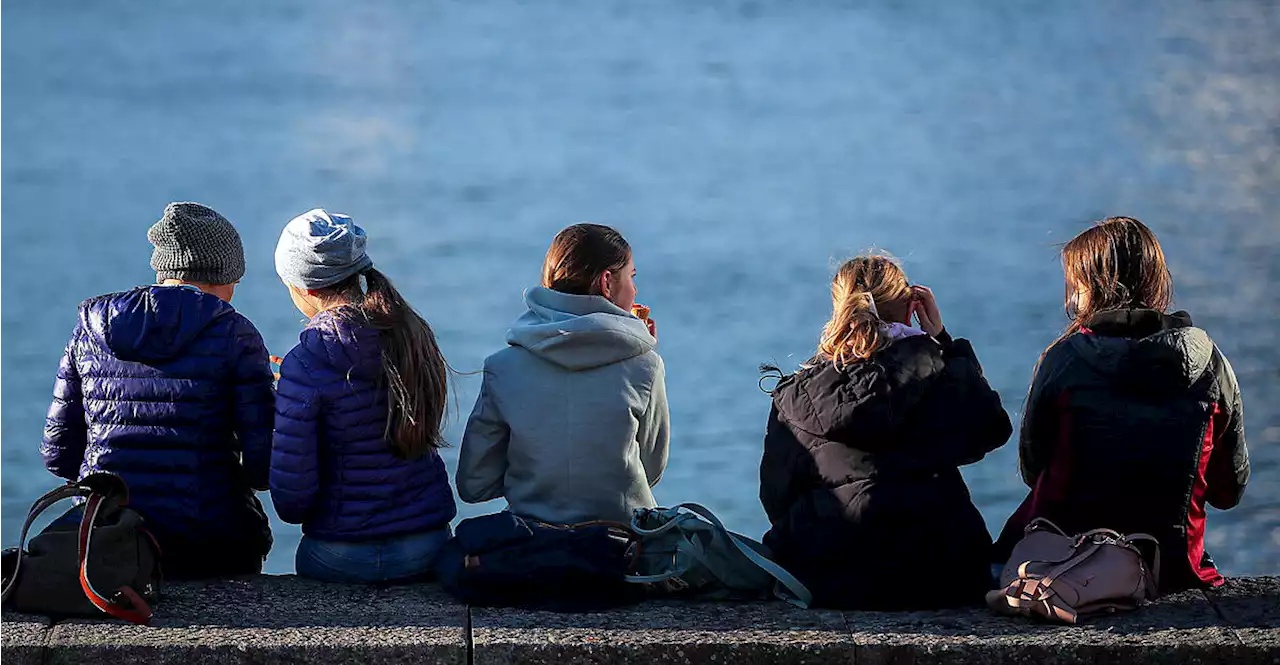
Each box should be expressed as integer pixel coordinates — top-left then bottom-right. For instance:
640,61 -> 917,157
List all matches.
995,218 -> 1249,592
272,308 -> 456,541
458,224 -> 669,525
269,209 -> 457,584
760,255 -> 1012,610
42,203 -> 274,578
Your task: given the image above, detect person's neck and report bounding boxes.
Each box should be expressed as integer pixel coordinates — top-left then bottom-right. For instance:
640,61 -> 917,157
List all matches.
160,279 -> 199,290
321,297 -> 355,311
311,298 -> 356,318
160,279 -> 233,303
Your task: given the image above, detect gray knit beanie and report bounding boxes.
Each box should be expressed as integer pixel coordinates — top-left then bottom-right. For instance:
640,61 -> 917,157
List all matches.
148,202 -> 246,285
274,208 -> 373,290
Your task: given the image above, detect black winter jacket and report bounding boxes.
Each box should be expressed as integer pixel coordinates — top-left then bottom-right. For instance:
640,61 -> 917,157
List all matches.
993,309 -> 1249,591
760,330 -> 1012,609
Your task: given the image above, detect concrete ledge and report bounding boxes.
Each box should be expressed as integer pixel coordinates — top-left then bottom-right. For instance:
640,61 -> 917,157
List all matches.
3,576 -> 1277,664
472,600 -> 853,664
1,612 -> 49,665
8,576 -> 467,665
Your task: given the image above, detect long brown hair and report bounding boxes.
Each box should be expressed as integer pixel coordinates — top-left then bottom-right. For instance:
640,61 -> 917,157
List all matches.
318,268 -> 449,459
1058,216 -> 1173,340
818,254 -> 912,367
541,223 -> 631,295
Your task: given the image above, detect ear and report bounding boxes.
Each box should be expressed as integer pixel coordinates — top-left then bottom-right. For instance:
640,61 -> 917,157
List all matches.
597,270 -> 614,299
305,288 -> 322,297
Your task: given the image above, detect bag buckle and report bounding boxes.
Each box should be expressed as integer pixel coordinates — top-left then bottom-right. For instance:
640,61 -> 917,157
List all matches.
1074,532 -> 1118,548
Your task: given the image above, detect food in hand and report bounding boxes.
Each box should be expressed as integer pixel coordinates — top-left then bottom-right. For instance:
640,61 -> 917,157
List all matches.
631,304 -> 651,320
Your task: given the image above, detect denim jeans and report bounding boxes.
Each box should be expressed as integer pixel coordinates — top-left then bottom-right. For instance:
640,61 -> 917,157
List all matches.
296,528 -> 451,584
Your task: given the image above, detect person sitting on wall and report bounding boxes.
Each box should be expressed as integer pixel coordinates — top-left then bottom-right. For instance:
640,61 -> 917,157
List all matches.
759,254 -> 1012,609
42,202 -> 275,578
993,217 -> 1250,592
457,223 -> 669,525
269,209 -> 458,584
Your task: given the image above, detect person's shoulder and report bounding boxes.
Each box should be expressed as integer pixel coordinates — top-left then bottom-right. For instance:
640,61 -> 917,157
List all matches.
629,347 -> 664,373
222,307 -> 266,338
482,342 -> 548,379
874,334 -> 947,378
196,304 -> 266,358
1042,331 -> 1083,363
74,287 -> 148,322
77,288 -> 134,312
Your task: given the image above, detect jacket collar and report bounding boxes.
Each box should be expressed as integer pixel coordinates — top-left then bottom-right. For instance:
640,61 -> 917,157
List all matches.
1084,308 -> 1192,338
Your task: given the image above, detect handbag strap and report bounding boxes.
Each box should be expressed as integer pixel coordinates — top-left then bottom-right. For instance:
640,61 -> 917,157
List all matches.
1038,540 -> 1104,591
77,493 -> 152,625
1072,528 -> 1125,544
1119,533 -> 1162,598
673,503 -> 813,609
1,483 -> 93,603
1004,579 -> 1079,623
1024,517 -> 1068,537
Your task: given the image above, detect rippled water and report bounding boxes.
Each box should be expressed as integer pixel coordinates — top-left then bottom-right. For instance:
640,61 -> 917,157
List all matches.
3,1 -> 1277,575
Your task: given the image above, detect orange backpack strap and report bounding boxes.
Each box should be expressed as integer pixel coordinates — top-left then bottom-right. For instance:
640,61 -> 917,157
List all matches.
76,493 -> 153,626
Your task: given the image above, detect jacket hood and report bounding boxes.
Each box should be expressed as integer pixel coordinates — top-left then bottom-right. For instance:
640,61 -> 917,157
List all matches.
298,307 -> 383,380
1070,309 -> 1213,391
506,287 -> 655,371
772,335 -> 945,447
81,286 -> 235,362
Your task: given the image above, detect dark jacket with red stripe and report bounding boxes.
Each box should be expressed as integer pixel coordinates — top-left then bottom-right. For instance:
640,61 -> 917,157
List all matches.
760,330 -> 1013,610
993,309 -> 1249,591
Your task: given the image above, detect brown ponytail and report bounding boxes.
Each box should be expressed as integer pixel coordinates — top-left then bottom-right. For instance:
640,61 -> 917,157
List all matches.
319,268 -> 449,459
818,255 -> 912,367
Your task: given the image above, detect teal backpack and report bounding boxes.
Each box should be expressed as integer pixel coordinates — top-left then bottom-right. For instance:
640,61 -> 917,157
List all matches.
625,503 -> 812,608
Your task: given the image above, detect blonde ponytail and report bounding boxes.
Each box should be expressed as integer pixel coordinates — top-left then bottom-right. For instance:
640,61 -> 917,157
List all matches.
817,255 -> 911,367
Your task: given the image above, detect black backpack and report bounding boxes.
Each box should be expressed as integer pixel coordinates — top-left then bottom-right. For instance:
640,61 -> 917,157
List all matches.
433,512 -> 640,611
2,473 -> 161,625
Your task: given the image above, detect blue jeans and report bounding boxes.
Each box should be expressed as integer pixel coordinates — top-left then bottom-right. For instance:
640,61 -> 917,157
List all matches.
296,528 -> 451,584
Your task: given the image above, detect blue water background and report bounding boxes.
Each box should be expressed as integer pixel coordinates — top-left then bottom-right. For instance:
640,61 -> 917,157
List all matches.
3,1 -> 1277,574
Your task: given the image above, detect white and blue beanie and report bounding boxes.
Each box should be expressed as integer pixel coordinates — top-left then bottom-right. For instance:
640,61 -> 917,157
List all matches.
274,208 -> 373,289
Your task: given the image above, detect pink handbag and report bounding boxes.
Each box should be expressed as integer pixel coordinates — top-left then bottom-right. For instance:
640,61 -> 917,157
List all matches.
987,518 -> 1161,624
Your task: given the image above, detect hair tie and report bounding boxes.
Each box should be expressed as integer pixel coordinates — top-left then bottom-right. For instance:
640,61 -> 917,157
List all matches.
864,293 -> 880,319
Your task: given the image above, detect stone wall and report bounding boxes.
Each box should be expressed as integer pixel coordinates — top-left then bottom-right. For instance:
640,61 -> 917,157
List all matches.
3,575 -> 1277,664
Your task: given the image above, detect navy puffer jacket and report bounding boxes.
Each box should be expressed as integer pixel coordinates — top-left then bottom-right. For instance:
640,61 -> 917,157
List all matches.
41,286 -> 274,553
270,307 -> 457,541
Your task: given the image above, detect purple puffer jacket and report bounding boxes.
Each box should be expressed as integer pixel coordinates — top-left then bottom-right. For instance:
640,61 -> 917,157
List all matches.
270,307 -> 457,541
41,286 -> 274,553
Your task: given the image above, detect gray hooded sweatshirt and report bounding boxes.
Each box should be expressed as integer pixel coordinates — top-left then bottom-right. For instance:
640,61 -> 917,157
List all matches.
457,287 -> 670,524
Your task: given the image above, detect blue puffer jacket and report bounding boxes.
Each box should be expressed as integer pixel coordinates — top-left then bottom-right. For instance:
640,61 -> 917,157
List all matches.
270,307 -> 457,541
41,286 -> 274,553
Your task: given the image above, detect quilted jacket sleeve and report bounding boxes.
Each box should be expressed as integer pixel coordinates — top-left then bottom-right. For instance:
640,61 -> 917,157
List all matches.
231,316 -> 276,491
270,347 -> 322,524
42,326 -> 88,480
457,361 -> 511,504
637,355 -> 670,487
1205,346 -> 1249,510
